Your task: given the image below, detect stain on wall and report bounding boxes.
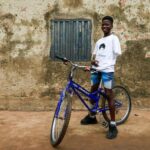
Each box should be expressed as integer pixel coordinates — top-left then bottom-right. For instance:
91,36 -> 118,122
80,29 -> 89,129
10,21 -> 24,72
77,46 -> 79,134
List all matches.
64,0 -> 83,8
0,13 -> 15,54
108,4 -> 149,32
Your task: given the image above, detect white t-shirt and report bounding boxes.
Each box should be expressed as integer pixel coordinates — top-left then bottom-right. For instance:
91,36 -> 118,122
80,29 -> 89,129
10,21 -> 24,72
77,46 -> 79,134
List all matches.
92,34 -> 121,72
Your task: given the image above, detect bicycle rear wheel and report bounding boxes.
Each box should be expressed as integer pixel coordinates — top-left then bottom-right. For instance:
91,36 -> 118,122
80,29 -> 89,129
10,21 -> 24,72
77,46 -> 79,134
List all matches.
102,85 -> 131,125
50,90 -> 72,147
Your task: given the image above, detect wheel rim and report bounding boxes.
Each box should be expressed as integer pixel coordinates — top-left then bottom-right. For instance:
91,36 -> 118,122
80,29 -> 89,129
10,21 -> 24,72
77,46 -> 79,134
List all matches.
52,117 -> 64,142
114,87 -> 130,123
51,95 -> 68,143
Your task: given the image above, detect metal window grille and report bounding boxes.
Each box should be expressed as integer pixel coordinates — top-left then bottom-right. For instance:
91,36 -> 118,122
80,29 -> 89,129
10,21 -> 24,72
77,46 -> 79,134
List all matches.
50,19 -> 92,61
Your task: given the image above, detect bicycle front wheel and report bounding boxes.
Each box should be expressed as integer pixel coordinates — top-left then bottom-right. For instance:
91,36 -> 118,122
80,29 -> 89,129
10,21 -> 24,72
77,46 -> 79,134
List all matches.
102,85 -> 131,125
50,90 -> 72,147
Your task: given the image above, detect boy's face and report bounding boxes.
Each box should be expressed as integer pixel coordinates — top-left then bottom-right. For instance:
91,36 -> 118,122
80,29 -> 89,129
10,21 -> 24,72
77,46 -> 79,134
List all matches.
101,19 -> 113,35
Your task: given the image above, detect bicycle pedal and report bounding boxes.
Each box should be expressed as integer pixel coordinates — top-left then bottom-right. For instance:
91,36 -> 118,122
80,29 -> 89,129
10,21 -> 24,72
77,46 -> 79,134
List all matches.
101,121 -> 108,128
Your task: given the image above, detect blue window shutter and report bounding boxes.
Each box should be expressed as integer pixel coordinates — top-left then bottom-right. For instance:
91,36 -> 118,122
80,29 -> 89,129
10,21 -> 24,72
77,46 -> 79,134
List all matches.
50,19 -> 92,61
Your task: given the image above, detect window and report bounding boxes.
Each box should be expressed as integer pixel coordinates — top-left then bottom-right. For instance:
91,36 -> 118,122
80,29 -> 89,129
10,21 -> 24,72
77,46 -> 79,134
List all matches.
50,19 -> 92,61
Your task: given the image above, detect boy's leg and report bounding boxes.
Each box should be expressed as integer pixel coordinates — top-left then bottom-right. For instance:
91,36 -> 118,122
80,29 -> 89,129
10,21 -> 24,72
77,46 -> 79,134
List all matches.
105,88 -> 115,121
80,72 -> 100,125
102,72 -> 118,139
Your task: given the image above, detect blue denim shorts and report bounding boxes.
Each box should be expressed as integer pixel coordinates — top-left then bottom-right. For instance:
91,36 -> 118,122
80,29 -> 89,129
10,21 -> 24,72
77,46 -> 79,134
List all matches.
91,72 -> 114,89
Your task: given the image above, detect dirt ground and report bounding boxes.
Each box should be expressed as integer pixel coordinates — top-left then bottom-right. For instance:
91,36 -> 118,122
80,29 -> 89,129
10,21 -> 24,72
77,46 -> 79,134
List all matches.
0,108 -> 150,150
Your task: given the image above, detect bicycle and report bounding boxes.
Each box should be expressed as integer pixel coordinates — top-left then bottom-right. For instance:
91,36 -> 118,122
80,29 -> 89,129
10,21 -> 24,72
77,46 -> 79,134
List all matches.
50,56 -> 131,147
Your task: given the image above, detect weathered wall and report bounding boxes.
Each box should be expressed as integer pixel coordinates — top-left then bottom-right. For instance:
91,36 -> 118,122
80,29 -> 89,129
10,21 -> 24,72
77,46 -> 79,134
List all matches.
0,0 -> 149,110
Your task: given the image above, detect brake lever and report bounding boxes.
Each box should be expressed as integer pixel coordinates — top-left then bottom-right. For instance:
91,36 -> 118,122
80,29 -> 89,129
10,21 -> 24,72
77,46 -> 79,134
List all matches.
63,61 -> 68,65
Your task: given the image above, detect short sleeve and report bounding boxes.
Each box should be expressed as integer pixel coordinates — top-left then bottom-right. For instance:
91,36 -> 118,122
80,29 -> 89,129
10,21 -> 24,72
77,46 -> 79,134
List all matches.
113,36 -> 121,56
92,42 -> 99,55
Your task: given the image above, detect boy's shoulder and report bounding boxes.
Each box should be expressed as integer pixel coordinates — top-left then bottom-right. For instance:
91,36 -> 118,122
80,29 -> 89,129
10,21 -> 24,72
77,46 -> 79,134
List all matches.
111,32 -> 119,39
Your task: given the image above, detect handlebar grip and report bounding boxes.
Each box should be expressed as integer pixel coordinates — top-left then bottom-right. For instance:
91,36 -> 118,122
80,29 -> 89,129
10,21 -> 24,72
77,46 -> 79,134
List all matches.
55,55 -> 68,62
55,55 -> 64,60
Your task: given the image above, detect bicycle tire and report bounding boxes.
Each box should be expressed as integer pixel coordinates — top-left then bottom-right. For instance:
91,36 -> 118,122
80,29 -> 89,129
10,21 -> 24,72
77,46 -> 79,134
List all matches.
50,91 -> 72,147
102,85 -> 131,125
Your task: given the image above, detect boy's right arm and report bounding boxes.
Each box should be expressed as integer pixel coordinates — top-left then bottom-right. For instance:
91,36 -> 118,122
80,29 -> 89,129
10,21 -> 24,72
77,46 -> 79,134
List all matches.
91,54 -> 98,66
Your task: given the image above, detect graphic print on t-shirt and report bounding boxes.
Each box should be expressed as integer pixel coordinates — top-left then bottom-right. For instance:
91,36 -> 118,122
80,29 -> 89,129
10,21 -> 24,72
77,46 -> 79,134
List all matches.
99,43 -> 106,50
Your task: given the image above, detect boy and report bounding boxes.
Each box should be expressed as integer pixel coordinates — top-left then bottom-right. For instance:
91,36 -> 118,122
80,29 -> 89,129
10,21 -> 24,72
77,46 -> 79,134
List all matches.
81,16 -> 121,139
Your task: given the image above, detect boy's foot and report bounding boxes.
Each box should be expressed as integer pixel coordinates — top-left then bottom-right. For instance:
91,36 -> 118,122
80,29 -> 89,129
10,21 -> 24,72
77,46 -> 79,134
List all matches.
80,114 -> 98,125
106,124 -> 118,139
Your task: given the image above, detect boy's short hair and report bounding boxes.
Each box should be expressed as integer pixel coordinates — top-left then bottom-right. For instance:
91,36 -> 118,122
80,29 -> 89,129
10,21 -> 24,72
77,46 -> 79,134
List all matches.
102,16 -> 113,24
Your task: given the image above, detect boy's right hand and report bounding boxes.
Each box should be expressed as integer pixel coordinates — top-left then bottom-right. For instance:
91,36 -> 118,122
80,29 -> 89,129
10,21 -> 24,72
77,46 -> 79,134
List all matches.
91,60 -> 99,66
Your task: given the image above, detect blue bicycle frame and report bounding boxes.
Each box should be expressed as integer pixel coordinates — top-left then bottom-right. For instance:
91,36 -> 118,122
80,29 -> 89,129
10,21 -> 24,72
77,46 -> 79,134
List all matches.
56,79 -> 122,117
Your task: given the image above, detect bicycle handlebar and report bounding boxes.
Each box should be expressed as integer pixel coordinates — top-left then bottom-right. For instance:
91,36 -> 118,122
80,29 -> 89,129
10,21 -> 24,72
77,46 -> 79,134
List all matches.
55,55 -> 97,72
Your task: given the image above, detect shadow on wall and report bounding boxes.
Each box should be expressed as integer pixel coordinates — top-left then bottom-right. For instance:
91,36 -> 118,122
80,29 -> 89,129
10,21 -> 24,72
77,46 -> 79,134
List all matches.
117,39 -> 150,98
